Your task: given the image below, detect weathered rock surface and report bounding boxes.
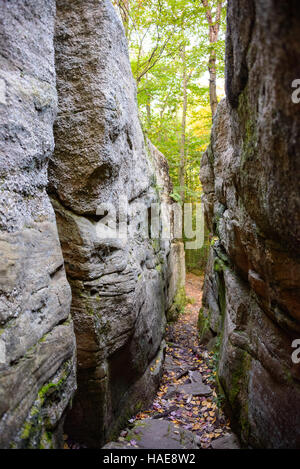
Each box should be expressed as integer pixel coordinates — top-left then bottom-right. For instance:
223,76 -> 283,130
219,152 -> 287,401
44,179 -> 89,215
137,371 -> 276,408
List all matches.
49,0 -> 184,447
200,0 -> 300,449
166,241 -> 186,322
147,141 -> 186,322
102,419 -> 199,450
0,0 -> 76,448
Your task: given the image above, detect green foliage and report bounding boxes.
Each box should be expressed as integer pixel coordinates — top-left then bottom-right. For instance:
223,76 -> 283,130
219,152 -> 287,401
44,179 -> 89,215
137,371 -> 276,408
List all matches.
113,0 -> 226,268
186,225 -> 210,273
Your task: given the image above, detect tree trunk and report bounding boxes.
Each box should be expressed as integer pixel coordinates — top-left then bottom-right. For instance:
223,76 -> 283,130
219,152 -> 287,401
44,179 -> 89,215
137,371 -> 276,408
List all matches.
117,0 -> 129,38
208,48 -> 218,117
201,0 -> 223,118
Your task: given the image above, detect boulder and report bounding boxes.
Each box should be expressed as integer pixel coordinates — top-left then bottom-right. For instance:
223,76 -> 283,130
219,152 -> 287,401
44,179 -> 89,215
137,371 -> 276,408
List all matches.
102,419 -> 199,450
211,433 -> 240,450
0,0 -> 76,448
49,0 -> 183,447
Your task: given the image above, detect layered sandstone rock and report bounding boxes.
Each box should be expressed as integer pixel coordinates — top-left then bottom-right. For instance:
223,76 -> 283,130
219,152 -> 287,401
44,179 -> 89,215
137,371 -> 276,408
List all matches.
0,0 -> 76,448
200,0 -> 300,448
49,0 -> 183,447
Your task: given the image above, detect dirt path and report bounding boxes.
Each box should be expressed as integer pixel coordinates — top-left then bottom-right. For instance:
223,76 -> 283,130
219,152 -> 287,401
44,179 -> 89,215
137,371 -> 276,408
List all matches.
123,273 -> 235,449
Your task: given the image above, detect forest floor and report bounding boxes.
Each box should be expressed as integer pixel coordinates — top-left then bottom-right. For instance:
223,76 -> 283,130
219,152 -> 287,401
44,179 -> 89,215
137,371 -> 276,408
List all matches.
110,273 -> 238,449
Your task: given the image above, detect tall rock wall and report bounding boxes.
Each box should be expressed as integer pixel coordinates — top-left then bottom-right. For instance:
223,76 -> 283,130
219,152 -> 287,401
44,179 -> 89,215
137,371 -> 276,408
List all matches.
0,0 -> 76,448
147,141 -> 186,322
200,0 -> 300,448
0,0 -> 183,449
49,0 -> 182,447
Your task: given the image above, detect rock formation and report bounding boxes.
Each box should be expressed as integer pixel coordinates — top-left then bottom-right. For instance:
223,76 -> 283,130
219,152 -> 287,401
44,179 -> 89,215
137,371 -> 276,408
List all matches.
49,0 -> 184,447
0,0 -> 183,449
0,0 -> 76,448
147,141 -> 186,322
200,0 -> 300,448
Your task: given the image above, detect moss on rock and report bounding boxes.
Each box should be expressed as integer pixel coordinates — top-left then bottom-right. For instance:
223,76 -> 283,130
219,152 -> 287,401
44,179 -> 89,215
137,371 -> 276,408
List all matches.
166,286 -> 186,323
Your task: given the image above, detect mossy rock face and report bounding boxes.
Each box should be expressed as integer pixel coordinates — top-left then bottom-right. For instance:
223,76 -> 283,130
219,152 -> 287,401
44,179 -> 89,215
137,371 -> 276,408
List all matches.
197,307 -> 213,345
199,249 -> 227,341
16,357 -> 75,449
218,348 -> 252,445
213,256 -> 227,273
166,286 -> 186,323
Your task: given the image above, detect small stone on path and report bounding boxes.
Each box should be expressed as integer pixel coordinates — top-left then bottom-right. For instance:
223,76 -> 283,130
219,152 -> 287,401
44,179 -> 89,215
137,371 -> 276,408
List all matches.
211,433 -> 241,449
177,382 -> 212,397
102,419 -> 199,450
